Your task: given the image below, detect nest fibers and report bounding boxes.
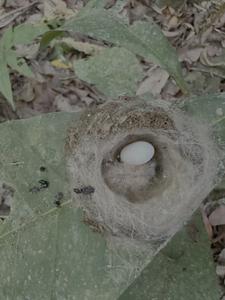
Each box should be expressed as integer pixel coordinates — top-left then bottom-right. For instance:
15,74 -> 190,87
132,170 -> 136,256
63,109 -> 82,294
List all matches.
66,99 -> 223,246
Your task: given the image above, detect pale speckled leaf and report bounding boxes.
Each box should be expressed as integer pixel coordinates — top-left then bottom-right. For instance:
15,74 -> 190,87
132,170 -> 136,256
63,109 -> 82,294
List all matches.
120,212 -> 221,300
63,9 -> 188,93
0,113 -> 109,300
0,108 -> 221,299
0,55 -> 14,109
180,92 -> 225,147
13,23 -> 49,45
78,0 -> 126,19
0,28 -> 14,108
0,112 -> 156,300
74,47 -> 144,98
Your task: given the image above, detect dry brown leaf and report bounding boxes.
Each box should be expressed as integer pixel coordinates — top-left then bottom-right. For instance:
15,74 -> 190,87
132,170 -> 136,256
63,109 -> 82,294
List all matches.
200,49 -> 225,67
216,264 -> 225,277
61,38 -> 105,55
0,1 -> 39,28
179,47 -> 204,63
162,29 -> 183,37
14,81 -> 35,103
136,67 -> 169,96
201,206 -> 213,239
161,79 -> 179,98
43,0 -> 75,19
209,205 -> 225,226
53,94 -> 83,112
218,249 -> 225,264
207,44 -> 223,57
167,15 -> 179,29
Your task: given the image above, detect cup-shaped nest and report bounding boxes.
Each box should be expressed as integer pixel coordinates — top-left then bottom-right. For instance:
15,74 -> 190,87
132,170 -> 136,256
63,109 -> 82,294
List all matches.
66,99 -> 222,244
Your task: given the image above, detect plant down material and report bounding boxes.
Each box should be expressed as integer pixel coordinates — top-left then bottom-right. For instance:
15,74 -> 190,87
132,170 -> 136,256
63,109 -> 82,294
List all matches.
67,98 -> 222,253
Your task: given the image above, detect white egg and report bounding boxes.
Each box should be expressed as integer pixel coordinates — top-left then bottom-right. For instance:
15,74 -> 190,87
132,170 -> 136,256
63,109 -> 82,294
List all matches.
120,141 -> 155,165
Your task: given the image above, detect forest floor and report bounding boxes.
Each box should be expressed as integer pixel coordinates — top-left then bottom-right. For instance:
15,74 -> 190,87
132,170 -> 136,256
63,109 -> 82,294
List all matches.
0,0 -> 225,297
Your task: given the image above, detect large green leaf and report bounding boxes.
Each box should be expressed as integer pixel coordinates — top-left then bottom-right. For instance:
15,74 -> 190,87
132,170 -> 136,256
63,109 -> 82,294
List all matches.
180,92 -> 225,147
0,96 -> 222,298
63,8 -> 188,93
0,28 -> 14,108
74,47 -> 144,98
13,23 -> 49,45
0,112 -> 159,299
120,212 -> 221,300
0,55 -> 14,110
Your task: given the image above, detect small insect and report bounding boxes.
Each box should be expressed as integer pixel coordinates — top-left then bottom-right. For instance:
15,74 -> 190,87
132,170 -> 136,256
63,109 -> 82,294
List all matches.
73,186 -> 95,195
39,180 -> 49,189
40,166 -> 47,172
54,192 -> 64,207
29,179 -> 49,193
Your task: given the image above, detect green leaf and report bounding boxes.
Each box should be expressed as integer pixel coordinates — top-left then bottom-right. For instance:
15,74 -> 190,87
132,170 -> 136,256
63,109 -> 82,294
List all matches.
120,212 -> 221,300
6,50 -> 34,78
63,9 -> 188,93
0,55 -> 14,109
78,0 -> 125,17
13,23 -> 49,45
0,112 -> 155,299
0,103 -> 221,298
1,27 -> 13,51
74,47 -> 144,98
179,92 -> 225,147
39,30 -> 65,50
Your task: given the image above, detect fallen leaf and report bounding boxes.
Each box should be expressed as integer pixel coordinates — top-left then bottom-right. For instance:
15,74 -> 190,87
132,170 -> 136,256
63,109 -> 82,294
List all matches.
53,94 -> 83,112
209,205 -> 225,226
200,49 -> 225,67
0,55 -> 14,110
216,265 -> 225,277
167,15 -> 179,30
218,248 -> 225,264
51,59 -> 72,69
207,44 -> 223,57
136,67 -> 169,96
179,47 -> 204,63
161,79 -> 180,98
44,0 -> 75,19
0,2 -> 39,29
61,38 -> 105,55
14,80 -> 35,103
201,206 -> 213,239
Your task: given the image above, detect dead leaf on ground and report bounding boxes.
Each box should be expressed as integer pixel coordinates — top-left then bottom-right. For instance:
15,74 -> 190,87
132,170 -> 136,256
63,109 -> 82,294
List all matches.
43,0 -> 76,19
0,1 -> 39,29
14,80 -> 35,103
161,79 -> 180,98
136,67 -> 169,96
209,205 -> 225,226
61,38 -> 106,55
201,206 -> 213,239
207,44 -> 223,57
179,47 -> 204,63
